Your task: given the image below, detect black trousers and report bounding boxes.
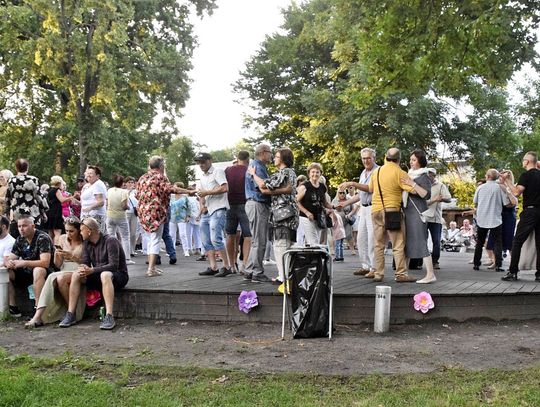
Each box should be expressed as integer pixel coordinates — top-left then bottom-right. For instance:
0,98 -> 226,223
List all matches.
474,225 -> 502,268
509,207 -> 540,275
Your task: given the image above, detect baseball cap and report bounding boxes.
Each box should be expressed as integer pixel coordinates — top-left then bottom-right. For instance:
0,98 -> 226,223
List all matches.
194,152 -> 212,162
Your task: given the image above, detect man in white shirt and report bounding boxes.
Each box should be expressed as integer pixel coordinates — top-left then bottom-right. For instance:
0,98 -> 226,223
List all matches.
425,168 -> 452,269
473,169 -> 511,272
195,153 -> 232,277
0,215 -> 15,266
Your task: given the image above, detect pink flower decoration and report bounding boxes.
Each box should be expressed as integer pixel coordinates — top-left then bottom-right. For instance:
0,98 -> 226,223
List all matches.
238,290 -> 258,314
86,290 -> 102,307
413,291 -> 435,314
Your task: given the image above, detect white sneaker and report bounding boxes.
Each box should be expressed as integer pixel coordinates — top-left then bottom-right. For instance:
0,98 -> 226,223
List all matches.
126,260 -> 136,265
184,252 -> 190,257
263,259 -> 277,266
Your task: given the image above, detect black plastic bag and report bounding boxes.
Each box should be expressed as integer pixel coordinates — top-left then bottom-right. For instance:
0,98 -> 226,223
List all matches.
289,250 -> 331,338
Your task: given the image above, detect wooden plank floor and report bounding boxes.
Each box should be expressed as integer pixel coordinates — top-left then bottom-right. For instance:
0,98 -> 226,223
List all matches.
124,248 -> 539,297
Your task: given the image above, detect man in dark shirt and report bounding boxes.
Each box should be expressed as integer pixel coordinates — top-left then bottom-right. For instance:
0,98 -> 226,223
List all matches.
5,215 -> 54,317
58,217 -> 128,329
224,151 -> 252,274
501,151 -> 540,281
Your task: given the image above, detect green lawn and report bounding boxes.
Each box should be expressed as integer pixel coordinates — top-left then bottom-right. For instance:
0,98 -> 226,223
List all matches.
1,349 -> 539,406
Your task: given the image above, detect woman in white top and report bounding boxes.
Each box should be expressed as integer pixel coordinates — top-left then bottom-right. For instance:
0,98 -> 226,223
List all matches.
106,174 -> 133,263
80,165 -> 107,233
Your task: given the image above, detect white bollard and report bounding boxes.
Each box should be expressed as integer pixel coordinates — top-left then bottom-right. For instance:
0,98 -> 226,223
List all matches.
0,267 -> 9,319
374,285 -> 391,333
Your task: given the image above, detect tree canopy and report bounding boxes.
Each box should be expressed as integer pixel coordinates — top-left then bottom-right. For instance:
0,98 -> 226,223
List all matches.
0,0 -> 215,185
236,0 -> 540,184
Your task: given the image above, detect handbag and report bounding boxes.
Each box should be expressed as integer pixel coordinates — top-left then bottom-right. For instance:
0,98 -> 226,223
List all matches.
377,168 -> 402,230
316,211 -> 333,229
346,215 -> 356,226
409,196 -> 427,223
128,196 -> 138,217
272,204 -> 295,222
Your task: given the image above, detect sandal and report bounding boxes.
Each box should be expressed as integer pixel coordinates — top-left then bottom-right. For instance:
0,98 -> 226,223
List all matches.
146,269 -> 162,277
25,320 -> 44,329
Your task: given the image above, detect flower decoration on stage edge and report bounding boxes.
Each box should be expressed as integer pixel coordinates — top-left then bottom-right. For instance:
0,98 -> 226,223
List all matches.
86,290 -> 102,307
413,291 -> 435,314
238,290 -> 259,314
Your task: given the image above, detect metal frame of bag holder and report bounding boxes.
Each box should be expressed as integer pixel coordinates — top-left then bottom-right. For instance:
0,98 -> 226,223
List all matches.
281,244 -> 334,340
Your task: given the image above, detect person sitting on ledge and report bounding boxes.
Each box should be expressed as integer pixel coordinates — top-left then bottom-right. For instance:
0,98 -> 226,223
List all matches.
58,217 -> 128,330
5,215 -> 55,318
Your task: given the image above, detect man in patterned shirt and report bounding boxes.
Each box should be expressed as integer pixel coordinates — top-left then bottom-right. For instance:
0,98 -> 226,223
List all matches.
136,156 -> 193,277
5,215 -> 55,317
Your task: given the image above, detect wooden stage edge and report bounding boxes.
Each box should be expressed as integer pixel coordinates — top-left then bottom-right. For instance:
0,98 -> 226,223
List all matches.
114,287 -> 540,325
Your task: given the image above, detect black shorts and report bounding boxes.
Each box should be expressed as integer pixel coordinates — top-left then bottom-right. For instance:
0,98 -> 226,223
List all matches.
13,267 -> 53,288
86,271 -> 129,291
225,204 -> 252,237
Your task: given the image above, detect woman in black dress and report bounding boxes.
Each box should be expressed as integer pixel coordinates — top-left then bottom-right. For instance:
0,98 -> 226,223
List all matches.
45,176 -> 73,239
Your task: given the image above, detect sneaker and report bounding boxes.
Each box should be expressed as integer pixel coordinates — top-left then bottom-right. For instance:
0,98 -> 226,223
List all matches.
126,260 -> 136,265
251,274 -> 271,283
262,259 -> 276,266
184,252 -> 190,257
242,272 -> 253,281
59,311 -> 76,328
100,314 -> 116,330
169,257 -> 177,265
9,305 -> 22,318
196,255 -> 207,261
199,267 -> 218,276
433,263 -> 440,270
501,271 -> 518,281
215,267 -> 232,277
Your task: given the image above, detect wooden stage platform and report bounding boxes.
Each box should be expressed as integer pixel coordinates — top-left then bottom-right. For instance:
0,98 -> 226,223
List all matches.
114,249 -> 540,325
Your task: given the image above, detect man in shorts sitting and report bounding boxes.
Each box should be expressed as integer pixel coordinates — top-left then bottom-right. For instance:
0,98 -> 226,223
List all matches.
6,215 -> 54,317
58,217 -> 129,330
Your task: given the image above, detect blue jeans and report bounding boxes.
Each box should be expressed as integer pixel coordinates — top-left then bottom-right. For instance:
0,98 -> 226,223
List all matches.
162,210 -> 176,260
335,239 -> 344,260
201,209 -> 227,251
427,222 -> 442,264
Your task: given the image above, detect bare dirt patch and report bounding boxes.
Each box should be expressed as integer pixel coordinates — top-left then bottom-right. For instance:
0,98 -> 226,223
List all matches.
2,318 -> 539,375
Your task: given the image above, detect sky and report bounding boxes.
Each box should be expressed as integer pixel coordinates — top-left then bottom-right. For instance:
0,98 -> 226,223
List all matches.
177,1 -> 539,152
176,0 -> 293,151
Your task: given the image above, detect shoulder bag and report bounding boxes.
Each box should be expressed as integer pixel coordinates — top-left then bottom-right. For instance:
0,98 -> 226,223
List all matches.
377,168 -> 401,230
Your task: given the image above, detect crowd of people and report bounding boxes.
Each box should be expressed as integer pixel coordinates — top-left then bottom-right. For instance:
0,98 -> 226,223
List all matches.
1,148 -> 539,329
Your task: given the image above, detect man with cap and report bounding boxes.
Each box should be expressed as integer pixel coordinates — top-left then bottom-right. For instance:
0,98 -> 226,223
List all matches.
424,168 -> 451,269
58,217 -> 129,330
243,143 -> 273,283
195,152 -> 233,277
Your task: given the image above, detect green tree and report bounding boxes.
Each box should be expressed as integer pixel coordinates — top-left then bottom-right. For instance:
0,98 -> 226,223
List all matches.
0,0 -> 215,185
236,0 -> 539,185
161,136 -> 197,185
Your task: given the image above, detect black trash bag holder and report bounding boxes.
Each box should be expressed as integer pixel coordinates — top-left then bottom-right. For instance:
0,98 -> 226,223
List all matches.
280,244 -> 334,340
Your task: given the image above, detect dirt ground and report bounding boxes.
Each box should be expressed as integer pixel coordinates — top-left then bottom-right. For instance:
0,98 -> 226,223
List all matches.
1,317 -> 540,375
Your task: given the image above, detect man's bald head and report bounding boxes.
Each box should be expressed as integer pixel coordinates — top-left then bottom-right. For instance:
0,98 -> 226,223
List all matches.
386,148 -> 401,162
81,217 -> 100,232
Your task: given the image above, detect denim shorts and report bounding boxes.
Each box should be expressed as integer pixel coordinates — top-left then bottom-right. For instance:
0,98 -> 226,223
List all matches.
225,204 -> 252,237
200,208 -> 227,251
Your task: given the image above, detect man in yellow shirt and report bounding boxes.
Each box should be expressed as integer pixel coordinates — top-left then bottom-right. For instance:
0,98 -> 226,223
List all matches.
360,148 -> 421,282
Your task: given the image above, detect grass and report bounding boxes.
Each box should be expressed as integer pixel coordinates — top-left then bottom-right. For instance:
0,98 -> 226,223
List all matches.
1,348 -> 540,406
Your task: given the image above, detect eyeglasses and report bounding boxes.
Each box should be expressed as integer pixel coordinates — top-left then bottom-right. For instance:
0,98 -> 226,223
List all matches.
339,192 -> 346,194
